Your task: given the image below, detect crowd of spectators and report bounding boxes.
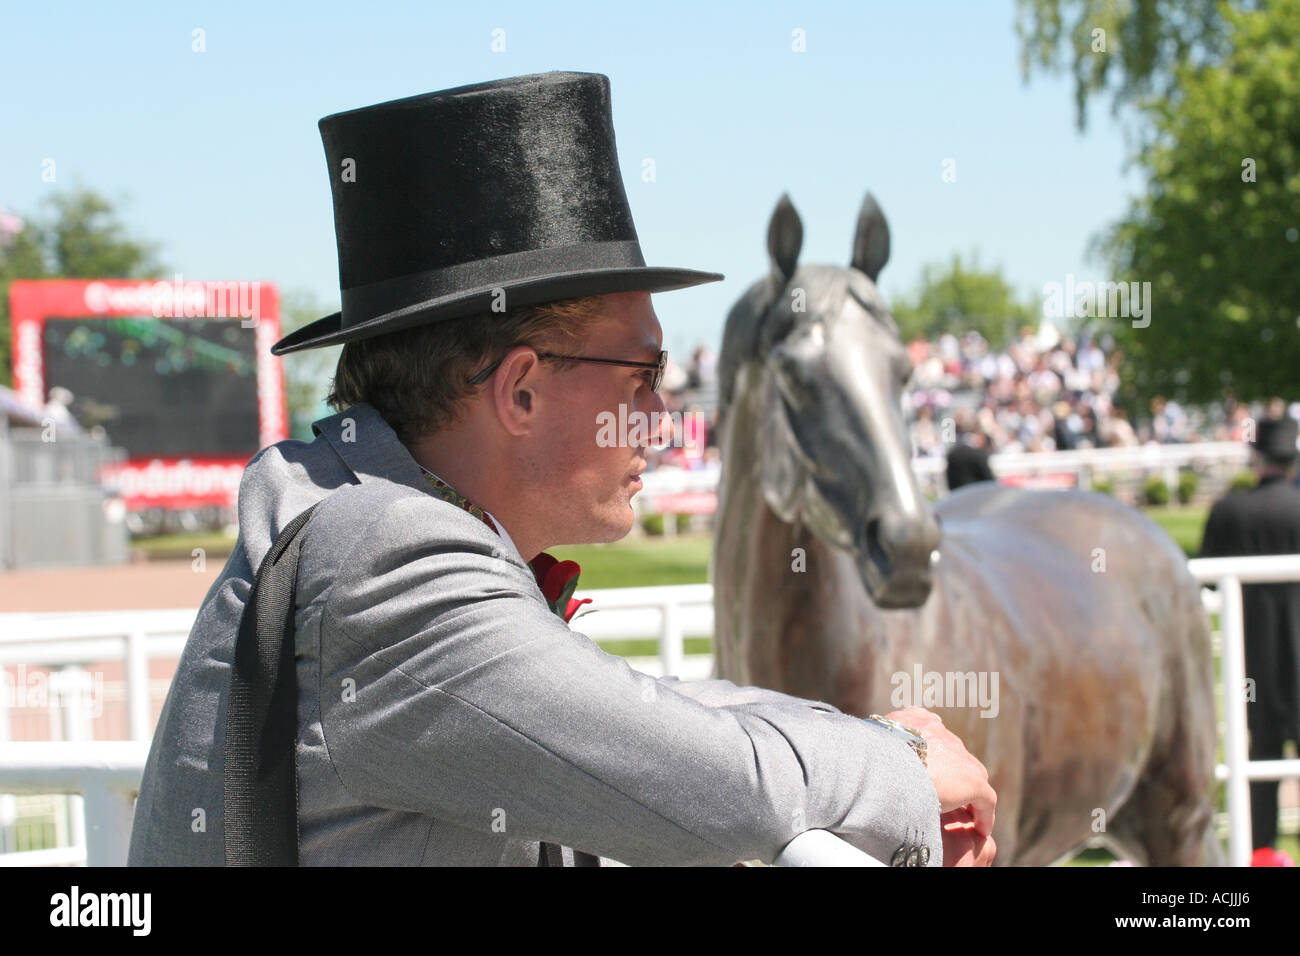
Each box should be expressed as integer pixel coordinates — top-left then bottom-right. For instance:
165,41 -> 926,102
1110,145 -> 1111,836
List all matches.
642,326 -> 1298,474
905,323 -> 1297,460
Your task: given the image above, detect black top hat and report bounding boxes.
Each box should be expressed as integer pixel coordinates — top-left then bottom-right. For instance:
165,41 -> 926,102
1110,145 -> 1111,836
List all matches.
271,71 -> 723,355
1252,416 -> 1298,463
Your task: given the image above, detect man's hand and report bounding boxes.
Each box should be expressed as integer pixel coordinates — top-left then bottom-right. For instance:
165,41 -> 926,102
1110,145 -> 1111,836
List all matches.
941,806 -> 997,866
885,706 -> 997,864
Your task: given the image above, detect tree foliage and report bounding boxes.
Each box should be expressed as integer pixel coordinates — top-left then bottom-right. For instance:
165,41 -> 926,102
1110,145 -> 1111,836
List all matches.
1098,0 -> 1300,407
890,252 -> 1036,349
1016,0 -> 1236,131
0,187 -> 165,385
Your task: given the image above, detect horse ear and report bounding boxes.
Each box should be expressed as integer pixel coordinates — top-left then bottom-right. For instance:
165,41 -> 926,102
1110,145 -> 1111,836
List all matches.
767,193 -> 802,283
851,192 -> 891,282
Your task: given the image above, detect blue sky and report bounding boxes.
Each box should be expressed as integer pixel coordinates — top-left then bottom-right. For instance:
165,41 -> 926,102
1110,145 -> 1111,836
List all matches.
2,0 -> 1144,358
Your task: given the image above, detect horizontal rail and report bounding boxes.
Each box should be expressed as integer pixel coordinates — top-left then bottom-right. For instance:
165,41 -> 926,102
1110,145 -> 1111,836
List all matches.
0,742 -> 146,866
775,829 -> 885,866
0,742 -> 879,866
1188,553 -> 1300,583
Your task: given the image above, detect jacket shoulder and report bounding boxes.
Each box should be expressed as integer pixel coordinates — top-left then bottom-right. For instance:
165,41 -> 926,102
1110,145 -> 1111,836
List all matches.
305,479 -> 500,547
294,479 -> 528,605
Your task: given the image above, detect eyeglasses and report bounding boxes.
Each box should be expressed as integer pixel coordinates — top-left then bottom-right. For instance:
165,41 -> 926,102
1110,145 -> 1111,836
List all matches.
469,349 -> 668,393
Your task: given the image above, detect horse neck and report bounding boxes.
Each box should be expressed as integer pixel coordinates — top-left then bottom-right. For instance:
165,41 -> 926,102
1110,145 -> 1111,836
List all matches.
716,363 -> 891,694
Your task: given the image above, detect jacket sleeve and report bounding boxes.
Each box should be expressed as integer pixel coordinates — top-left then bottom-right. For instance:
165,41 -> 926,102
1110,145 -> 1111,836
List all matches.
310,490 -> 941,867
655,675 -> 844,713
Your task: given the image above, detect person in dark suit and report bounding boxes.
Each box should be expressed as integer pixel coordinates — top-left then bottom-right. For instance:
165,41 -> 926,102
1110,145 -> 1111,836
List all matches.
1199,415 -> 1300,851
946,430 -> 996,492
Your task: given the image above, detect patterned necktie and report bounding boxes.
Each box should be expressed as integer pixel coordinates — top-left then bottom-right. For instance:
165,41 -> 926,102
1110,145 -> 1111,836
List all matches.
417,466 -> 598,868
420,467 -> 499,534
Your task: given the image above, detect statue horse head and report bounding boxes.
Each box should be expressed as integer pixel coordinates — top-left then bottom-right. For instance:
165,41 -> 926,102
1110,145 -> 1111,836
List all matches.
717,192 -> 941,608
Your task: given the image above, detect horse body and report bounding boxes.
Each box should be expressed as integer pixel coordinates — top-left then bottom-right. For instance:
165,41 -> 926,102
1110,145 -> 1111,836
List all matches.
711,193 -> 1220,865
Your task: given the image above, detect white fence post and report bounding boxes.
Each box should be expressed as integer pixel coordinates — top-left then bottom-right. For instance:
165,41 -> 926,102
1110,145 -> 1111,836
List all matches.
126,631 -> 150,741
81,781 -> 136,867
0,666 -> 13,850
1217,574 -> 1253,867
660,598 -> 684,678
59,664 -> 87,858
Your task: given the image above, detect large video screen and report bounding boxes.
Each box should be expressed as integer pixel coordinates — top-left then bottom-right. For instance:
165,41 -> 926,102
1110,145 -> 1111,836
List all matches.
42,315 -> 260,457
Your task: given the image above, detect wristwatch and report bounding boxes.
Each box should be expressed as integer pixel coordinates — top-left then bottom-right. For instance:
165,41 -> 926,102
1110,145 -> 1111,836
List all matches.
865,714 -> 927,767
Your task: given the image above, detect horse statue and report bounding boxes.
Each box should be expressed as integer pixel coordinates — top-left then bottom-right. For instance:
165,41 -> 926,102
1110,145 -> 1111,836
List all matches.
710,192 -> 1222,865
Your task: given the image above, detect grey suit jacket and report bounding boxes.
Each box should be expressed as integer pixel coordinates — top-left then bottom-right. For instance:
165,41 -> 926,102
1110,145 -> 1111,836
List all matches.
128,402 -> 942,866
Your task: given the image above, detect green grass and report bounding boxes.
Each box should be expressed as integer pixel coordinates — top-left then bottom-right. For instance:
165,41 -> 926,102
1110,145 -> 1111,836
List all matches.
595,636 -> 714,658
129,504 -> 1210,573
132,530 -> 237,558
1143,504 -> 1209,557
549,533 -> 713,588
550,507 -> 1210,588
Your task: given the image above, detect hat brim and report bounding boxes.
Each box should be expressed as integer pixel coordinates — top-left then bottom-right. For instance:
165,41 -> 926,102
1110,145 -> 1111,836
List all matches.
271,266 -> 724,355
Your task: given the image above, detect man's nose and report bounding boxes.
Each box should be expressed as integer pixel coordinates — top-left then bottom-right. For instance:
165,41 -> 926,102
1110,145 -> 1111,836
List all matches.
646,390 -> 674,448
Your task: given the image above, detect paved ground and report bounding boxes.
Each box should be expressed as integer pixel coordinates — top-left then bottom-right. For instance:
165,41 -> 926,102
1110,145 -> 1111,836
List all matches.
0,558 -> 223,612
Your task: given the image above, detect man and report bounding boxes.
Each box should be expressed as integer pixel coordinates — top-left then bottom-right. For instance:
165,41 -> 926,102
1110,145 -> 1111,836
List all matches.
129,71 -> 995,867
1199,414 -> 1300,854
946,428 -> 996,492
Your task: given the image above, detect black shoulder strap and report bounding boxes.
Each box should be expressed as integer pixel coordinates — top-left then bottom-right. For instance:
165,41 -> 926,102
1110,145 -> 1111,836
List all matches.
224,502 -> 320,865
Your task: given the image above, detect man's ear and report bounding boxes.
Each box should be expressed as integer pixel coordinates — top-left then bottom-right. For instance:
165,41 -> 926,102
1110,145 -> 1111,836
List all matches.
490,345 -> 542,436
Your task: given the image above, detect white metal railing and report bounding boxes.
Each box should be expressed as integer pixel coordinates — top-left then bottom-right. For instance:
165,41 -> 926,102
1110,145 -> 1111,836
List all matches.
775,829 -> 883,866
1187,553 -> 1300,866
0,742 -> 145,866
0,585 -> 722,866
640,442 -> 1251,493
0,738 -> 879,866
0,609 -> 192,743
3,554 -> 1297,867
986,440 -> 1247,477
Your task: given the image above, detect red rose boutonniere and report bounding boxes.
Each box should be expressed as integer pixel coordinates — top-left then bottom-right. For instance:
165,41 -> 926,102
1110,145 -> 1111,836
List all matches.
528,552 -> 594,624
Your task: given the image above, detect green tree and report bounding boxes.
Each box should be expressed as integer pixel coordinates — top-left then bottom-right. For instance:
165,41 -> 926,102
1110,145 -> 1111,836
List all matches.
0,187 -> 165,385
1016,0 -> 1235,131
1098,0 -> 1300,408
890,252 -> 1036,349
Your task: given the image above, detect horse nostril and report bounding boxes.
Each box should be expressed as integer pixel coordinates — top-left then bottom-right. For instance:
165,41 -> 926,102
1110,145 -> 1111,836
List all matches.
865,516 -> 894,579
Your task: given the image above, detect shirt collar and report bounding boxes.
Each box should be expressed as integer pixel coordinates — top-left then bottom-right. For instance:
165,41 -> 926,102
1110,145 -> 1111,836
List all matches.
418,465 -> 523,565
